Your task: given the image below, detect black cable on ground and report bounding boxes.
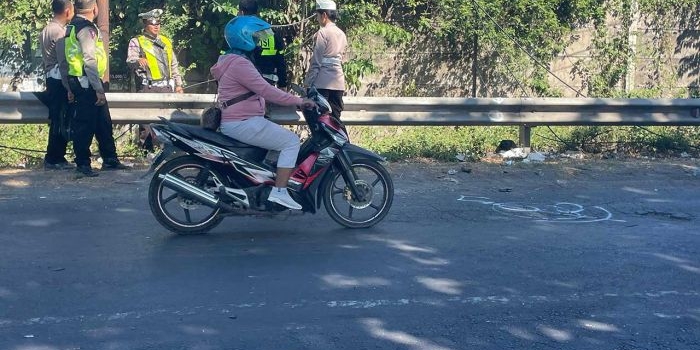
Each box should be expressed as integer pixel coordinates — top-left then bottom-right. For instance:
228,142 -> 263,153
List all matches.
0,144 -> 46,153
0,144 -> 45,163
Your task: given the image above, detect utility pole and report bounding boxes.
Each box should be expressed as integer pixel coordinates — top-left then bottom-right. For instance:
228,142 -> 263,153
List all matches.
97,0 -> 110,86
625,0 -> 639,93
471,35 -> 478,98
471,0 -> 478,98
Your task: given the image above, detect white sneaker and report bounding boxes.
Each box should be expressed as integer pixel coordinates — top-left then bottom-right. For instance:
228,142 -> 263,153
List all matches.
267,187 -> 302,210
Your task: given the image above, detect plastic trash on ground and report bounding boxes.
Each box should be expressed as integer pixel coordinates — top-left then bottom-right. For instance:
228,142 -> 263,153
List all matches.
500,148 -> 528,159
524,151 -> 546,162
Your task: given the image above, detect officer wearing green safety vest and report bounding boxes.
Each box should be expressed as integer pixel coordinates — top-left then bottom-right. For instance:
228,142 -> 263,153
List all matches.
126,9 -> 184,93
59,0 -> 127,177
64,19 -> 107,79
126,8 -> 184,152
237,0 -> 288,88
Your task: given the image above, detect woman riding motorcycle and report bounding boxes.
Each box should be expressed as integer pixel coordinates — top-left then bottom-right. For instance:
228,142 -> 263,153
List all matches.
211,16 -> 315,210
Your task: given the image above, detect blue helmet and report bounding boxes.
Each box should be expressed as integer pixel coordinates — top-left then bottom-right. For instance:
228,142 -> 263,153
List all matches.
224,16 -> 273,52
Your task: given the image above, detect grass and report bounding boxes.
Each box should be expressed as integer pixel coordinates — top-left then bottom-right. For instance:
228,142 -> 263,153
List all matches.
349,125 -> 700,161
1,124 -> 699,167
0,124 -> 143,167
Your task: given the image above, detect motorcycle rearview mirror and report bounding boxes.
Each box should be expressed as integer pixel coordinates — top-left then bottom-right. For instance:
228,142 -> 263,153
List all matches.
307,86 -> 319,98
288,83 -> 306,96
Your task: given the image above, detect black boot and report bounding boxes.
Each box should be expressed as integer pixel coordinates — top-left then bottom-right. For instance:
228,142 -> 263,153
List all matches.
76,165 -> 99,177
101,158 -> 129,170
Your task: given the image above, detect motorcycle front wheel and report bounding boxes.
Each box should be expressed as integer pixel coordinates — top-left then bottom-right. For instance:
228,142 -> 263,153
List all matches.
323,158 -> 394,228
148,156 -> 227,235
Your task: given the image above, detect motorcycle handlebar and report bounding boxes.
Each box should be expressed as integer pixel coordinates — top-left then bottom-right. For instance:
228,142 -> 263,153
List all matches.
288,83 -> 306,96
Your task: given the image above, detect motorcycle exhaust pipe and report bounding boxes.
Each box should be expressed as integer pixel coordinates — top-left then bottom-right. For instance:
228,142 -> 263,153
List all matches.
158,174 -> 223,209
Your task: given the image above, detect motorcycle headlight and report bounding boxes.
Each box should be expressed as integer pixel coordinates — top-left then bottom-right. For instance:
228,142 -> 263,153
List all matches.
325,126 -> 348,146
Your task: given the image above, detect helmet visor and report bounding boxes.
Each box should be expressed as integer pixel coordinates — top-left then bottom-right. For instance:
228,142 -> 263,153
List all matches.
252,28 -> 274,47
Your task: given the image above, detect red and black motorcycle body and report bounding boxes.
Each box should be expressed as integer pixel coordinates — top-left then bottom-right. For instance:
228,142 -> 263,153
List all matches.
146,87 -> 393,233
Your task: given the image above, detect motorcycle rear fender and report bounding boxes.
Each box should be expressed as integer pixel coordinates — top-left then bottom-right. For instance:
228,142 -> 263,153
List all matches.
140,143 -> 177,179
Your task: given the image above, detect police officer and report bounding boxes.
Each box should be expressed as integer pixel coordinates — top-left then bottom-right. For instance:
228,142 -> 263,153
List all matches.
60,0 -> 126,177
39,0 -> 74,170
237,0 -> 288,89
126,9 -> 184,151
126,9 -> 184,94
304,0 -> 347,120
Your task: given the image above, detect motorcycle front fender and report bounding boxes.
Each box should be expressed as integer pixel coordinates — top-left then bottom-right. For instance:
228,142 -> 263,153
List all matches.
314,143 -> 385,209
340,143 -> 386,163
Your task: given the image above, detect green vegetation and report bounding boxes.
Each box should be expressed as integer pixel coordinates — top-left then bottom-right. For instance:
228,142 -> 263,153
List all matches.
0,125 -> 142,167
3,0 -> 697,96
2,124 -> 698,167
351,125 -> 700,161
1,1 -> 699,166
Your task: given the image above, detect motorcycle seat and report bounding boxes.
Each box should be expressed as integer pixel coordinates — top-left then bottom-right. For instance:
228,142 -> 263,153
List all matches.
172,123 -> 259,150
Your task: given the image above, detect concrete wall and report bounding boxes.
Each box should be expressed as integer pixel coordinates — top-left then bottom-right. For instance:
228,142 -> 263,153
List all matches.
354,13 -> 700,98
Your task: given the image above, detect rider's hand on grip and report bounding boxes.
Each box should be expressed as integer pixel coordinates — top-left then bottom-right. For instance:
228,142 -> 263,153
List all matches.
300,98 -> 316,110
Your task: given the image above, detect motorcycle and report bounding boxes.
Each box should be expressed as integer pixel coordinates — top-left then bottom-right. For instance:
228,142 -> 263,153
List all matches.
145,86 -> 394,234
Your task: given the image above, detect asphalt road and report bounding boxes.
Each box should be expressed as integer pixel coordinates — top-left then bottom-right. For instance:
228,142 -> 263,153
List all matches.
0,159 -> 698,350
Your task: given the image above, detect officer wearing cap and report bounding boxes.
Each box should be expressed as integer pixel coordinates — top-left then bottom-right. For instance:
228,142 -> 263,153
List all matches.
126,9 -> 184,94
304,0 -> 347,121
126,9 -> 184,151
60,0 -> 126,177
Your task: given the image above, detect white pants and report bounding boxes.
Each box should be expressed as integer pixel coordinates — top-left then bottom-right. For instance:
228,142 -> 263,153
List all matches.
220,117 -> 300,168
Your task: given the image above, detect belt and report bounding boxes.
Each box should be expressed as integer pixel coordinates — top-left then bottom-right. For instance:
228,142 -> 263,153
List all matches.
70,76 -> 89,89
321,57 -> 342,66
143,78 -> 174,89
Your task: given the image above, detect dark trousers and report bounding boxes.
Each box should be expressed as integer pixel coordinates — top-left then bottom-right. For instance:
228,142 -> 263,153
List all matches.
317,89 -> 344,120
44,78 -> 70,164
69,79 -> 119,167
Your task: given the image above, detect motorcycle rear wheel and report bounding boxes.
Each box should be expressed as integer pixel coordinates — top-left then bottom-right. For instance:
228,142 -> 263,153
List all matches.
148,156 -> 227,235
323,158 -> 394,228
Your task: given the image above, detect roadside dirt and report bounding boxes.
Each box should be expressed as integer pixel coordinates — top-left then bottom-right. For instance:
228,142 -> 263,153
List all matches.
1,156 -> 698,199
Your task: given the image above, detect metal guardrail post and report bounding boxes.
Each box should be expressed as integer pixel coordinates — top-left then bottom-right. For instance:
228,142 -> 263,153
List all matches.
519,125 -> 532,148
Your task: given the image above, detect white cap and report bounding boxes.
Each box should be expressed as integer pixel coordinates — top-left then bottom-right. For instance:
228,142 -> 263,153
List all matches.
316,0 -> 336,10
138,9 -> 164,20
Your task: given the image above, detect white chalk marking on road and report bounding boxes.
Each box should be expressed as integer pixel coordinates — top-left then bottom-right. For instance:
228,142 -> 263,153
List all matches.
653,313 -> 684,319
3,291 -> 697,328
457,195 -> 626,223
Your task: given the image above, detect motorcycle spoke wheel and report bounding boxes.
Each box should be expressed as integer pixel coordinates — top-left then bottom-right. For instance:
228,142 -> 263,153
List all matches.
324,159 -> 393,228
149,156 -> 226,234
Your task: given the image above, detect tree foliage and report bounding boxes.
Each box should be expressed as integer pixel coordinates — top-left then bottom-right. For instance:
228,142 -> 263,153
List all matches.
0,0 -> 697,96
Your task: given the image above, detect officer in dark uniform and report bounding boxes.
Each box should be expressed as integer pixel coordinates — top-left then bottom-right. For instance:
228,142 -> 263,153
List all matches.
60,0 -> 127,177
39,0 -> 74,170
237,0 -> 288,89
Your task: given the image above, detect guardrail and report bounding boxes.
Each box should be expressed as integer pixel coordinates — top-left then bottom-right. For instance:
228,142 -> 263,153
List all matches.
2,92 -> 700,146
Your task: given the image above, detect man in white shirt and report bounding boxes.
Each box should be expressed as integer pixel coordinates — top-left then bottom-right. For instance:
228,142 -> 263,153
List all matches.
304,0 -> 347,120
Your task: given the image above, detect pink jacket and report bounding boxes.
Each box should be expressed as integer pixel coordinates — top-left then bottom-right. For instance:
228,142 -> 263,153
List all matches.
210,54 -> 303,122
